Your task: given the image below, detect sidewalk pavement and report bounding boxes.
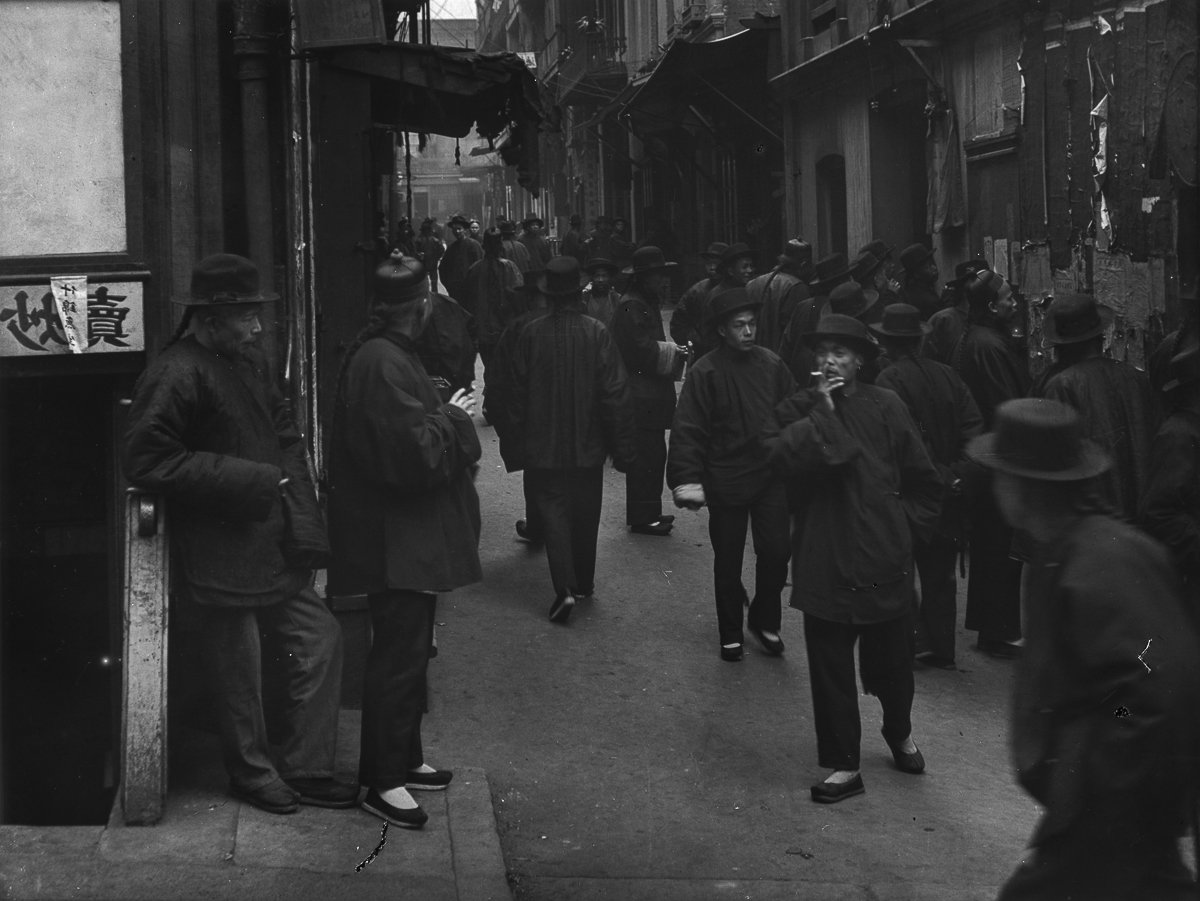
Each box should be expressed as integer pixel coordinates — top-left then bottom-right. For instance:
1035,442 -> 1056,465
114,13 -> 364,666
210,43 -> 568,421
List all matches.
0,711 -> 511,901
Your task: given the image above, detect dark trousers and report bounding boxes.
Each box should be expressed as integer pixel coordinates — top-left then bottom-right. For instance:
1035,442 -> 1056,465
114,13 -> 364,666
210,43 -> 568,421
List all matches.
359,590 -> 436,791
803,613 -> 914,771
911,533 -> 959,660
199,586 -> 343,791
707,489 -> 790,646
525,467 -> 603,598
522,471 -> 545,538
626,427 -> 667,525
965,491 -> 1023,642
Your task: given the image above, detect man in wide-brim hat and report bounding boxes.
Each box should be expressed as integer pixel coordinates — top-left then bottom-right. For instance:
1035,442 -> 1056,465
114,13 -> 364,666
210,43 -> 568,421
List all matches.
873,304 -> 983,670
968,398 -> 1200,900
1033,293 -> 1157,523
1140,340 -> 1200,591
671,242 -> 728,349
612,246 -> 685,536
582,257 -> 621,326
519,215 -> 552,269
745,238 -> 813,354
697,243 -> 756,356
669,287 -> 797,662
897,243 -> 941,320
124,254 -> 358,815
765,313 -> 943,805
502,257 -> 637,623
776,253 -> 856,385
439,214 -> 484,302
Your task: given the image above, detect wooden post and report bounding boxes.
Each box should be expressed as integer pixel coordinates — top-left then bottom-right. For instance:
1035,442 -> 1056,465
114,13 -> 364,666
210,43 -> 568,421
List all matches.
120,490 -> 169,825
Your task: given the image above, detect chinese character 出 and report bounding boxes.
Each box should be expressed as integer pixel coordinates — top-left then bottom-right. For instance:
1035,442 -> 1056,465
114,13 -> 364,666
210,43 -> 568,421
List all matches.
0,291 -> 67,352
88,287 -> 131,348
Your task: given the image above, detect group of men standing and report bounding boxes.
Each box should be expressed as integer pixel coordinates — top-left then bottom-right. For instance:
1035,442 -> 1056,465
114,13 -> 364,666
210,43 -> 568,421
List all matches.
120,197 -> 1200,897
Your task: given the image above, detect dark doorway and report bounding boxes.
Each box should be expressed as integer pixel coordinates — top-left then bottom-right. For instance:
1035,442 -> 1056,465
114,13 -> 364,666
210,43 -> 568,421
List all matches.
1,374 -> 128,824
816,154 -> 848,258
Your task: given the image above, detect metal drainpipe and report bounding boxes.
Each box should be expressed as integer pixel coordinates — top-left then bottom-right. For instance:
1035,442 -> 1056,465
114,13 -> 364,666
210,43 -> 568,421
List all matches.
234,0 -> 278,365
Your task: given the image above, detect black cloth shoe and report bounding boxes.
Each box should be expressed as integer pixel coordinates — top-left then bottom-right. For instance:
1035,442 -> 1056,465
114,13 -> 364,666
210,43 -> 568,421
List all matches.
658,514 -> 675,524
549,594 -> 575,623
978,638 -> 1023,659
810,774 -> 865,804
915,652 -> 957,670
406,768 -> 453,791
231,778 -> 299,814
720,644 -> 743,662
748,624 -> 785,656
515,519 -> 543,543
361,788 -> 428,829
284,777 -> 360,808
886,740 -> 926,774
631,520 -> 673,536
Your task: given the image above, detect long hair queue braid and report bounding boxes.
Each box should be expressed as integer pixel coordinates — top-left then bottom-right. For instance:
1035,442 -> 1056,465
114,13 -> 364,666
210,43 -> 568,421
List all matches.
164,306 -> 196,348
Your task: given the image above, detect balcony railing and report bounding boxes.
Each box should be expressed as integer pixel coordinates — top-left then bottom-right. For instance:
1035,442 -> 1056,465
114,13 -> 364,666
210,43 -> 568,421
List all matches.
558,33 -> 628,105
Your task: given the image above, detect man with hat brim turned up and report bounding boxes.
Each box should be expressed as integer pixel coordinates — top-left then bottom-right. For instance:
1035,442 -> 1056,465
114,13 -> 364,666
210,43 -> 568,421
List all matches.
668,287 -> 797,661
461,227 -> 523,387
487,269 -> 548,544
503,257 -> 638,622
968,398 -> 1200,900
873,305 -> 984,670
124,254 -> 357,815
1034,294 -> 1159,521
519,216 -> 552,270
582,258 -> 622,328
498,219 -> 532,273
1141,340 -> 1200,602
765,314 -> 943,803
925,258 -> 989,365
439,214 -> 484,303
560,214 -> 587,267
416,218 -> 446,293
327,254 -> 482,830
745,238 -> 813,354
950,270 -> 1030,659
897,243 -> 941,321
670,242 -> 728,352
778,252 -> 855,385
612,246 -> 686,536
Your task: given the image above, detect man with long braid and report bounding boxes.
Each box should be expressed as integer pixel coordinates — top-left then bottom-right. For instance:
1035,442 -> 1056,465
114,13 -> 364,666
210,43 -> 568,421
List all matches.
328,252 -> 482,829
124,254 -> 356,815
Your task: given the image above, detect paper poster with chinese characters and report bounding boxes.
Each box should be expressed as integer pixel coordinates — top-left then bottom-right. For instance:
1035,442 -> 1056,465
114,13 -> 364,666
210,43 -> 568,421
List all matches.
50,276 -> 88,353
1093,252 -> 1128,317
0,281 -> 144,357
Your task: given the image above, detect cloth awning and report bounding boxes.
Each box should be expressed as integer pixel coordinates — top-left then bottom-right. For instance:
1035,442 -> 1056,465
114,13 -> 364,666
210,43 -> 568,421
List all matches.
619,27 -> 778,144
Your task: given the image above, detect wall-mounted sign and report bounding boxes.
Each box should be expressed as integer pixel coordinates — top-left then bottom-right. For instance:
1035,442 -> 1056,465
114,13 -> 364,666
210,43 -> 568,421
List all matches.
0,280 -> 144,357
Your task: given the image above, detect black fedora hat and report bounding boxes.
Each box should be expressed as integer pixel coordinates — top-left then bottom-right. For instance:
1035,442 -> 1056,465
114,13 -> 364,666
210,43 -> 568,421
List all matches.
373,252 -> 430,306
623,245 -> 678,276
803,313 -> 880,360
871,303 -> 933,338
810,253 -> 854,293
899,243 -> 936,274
174,253 -> 279,305
569,213 -> 582,226
946,258 -> 990,288
717,243 -> 754,269
448,214 -> 471,228
707,286 -> 763,325
498,219 -> 518,235
612,216 -> 630,229
851,250 -> 886,283
1163,342 -> 1200,392
522,215 -> 544,229
700,241 -> 729,261
967,398 -> 1111,482
858,239 -> 894,262
517,269 -> 545,293
538,257 -> 585,297
1042,294 -> 1115,345
583,257 -> 618,274
821,281 -> 879,321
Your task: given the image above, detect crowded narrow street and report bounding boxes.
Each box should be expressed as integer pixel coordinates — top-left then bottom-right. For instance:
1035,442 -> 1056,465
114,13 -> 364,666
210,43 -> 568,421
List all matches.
421,361 -> 1038,900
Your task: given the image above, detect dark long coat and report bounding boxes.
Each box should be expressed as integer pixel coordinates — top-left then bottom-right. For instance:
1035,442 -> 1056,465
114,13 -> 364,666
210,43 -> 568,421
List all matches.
438,235 -> 484,302
502,305 -> 637,472
950,321 -> 1031,427
1011,516 -> 1200,881
518,232 -> 552,270
745,267 -> 808,354
670,276 -> 717,348
461,256 -> 522,346
123,337 -> 315,607
416,292 -> 477,393
611,286 -> 679,431
765,384 -> 944,624
327,323 -> 482,595
875,354 -> 983,541
1140,408 -> 1200,592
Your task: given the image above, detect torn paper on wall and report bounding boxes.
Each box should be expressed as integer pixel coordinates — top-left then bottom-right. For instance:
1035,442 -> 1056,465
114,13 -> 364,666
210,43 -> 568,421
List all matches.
994,239 -> 1010,281
50,276 -> 88,354
1093,251 -> 1128,317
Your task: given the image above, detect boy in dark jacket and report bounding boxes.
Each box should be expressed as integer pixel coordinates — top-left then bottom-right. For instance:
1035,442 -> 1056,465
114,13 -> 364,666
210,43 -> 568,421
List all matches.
124,254 -> 355,816
668,287 -> 796,661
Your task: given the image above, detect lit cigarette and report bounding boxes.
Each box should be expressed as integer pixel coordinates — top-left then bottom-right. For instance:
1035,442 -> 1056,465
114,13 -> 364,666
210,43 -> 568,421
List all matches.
810,371 -> 823,377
